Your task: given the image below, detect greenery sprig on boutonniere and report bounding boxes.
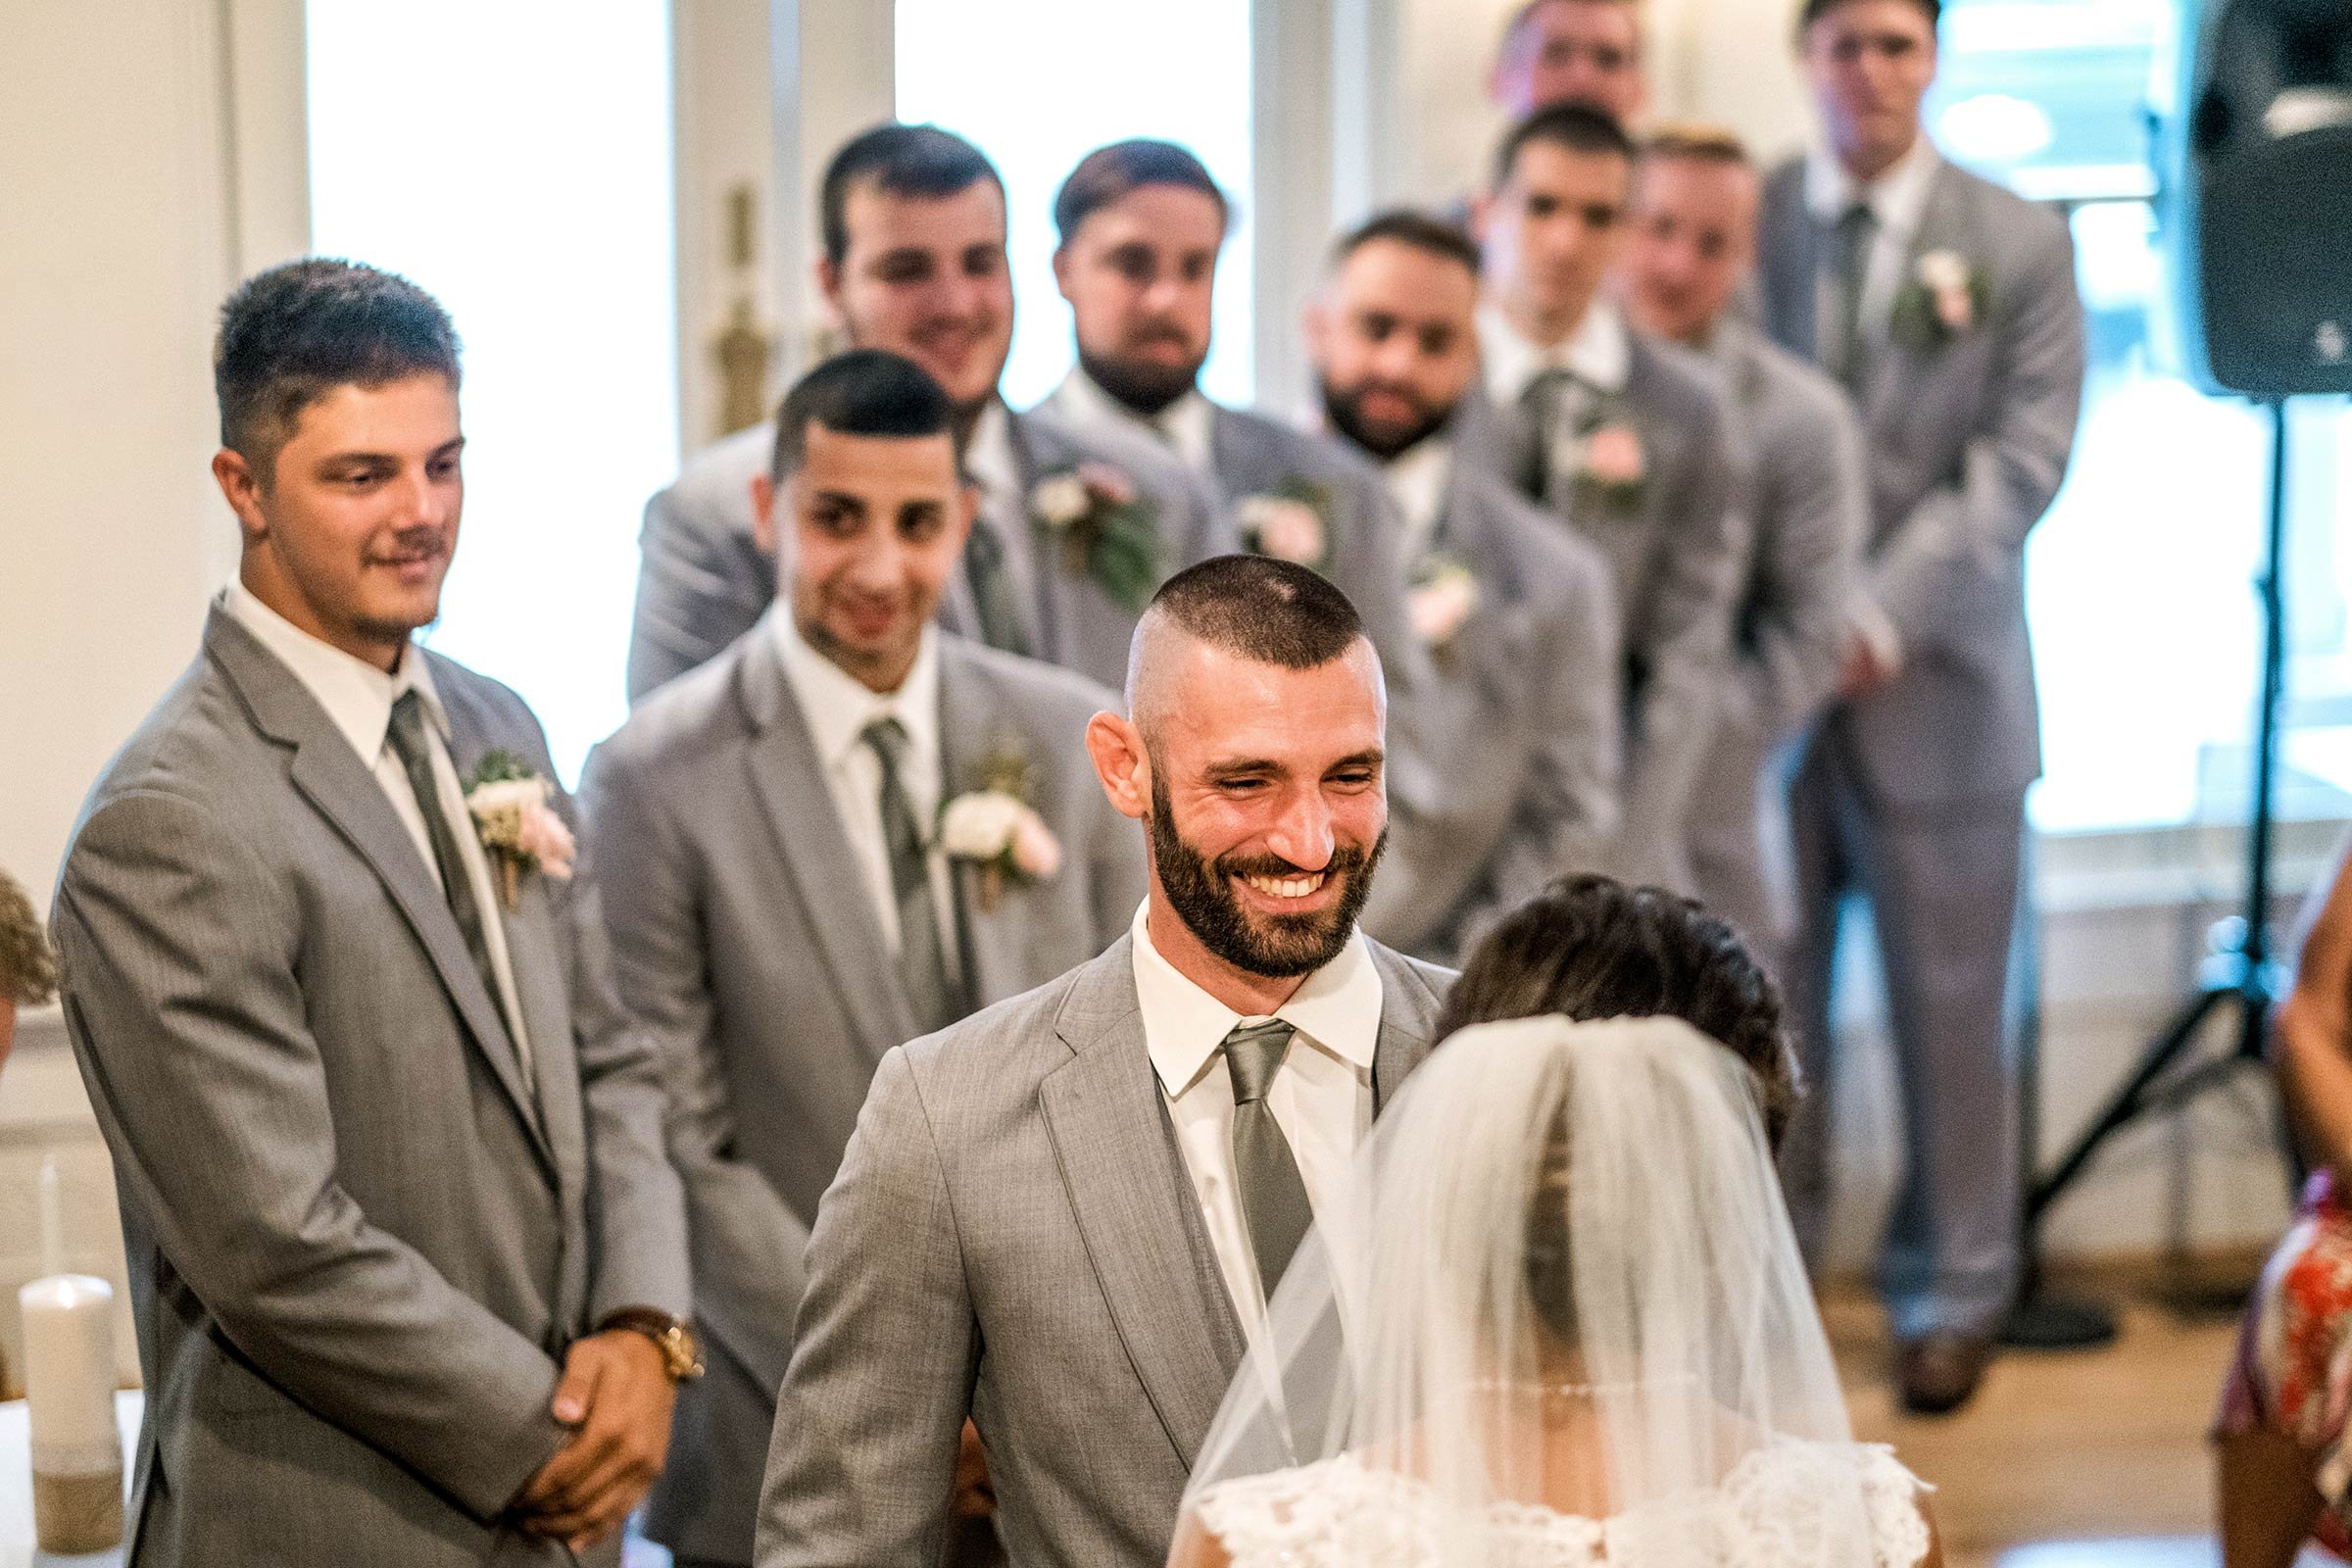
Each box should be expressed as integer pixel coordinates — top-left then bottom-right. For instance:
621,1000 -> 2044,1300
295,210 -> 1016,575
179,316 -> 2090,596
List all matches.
1030,461 -> 1161,612
936,747 -> 1061,913
462,751 -> 576,912
1407,555 -> 1480,659
1238,476 -> 1333,570
1568,409 -> 1646,520
1890,249 -> 1991,354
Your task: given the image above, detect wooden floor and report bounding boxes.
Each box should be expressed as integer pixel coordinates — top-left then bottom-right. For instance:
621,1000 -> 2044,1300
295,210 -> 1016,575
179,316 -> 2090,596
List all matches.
1827,1279 -> 2332,1568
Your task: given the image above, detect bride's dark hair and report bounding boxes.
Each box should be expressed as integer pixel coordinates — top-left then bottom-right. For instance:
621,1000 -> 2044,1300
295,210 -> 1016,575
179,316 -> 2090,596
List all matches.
1438,874 -> 1800,1150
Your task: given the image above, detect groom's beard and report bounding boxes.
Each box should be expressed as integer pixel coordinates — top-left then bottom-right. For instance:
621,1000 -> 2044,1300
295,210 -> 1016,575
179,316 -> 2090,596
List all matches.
1081,344 -> 1202,421
1149,772 -> 1386,977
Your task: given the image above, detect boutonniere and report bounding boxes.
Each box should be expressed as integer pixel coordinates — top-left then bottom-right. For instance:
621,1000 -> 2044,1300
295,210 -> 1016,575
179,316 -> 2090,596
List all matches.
1407,556 -> 1480,656
936,748 -> 1062,912
1891,249 -> 1990,351
1569,415 -> 1646,518
462,751 -> 576,912
1030,461 -> 1161,612
1237,477 -> 1333,569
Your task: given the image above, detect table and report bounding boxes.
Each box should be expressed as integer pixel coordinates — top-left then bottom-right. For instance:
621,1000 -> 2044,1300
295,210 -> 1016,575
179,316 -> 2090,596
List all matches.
0,1391 -> 138,1568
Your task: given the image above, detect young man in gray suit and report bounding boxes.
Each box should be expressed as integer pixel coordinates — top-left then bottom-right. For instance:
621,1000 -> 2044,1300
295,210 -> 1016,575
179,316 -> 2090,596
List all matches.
1461,104 -> 1749,895
628,124 -> 1232,701
1622,124 -> 1868,970
1756,0 -> 2084,1413
581,351 -> 1148,1568
757,556 -> 1451,1568
49,262 -> 695,1566
1305,210 -> 1623,964
1038,138 -> 1426,684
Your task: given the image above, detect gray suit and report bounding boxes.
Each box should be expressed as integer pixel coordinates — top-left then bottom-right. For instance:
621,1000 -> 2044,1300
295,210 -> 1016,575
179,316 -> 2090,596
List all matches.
1362,459 -> 1622,964
756,936 -> 1451,1568
1684,320 -> 1867,960
1454,331 -> 1748,894
579,619 -> 1147,1565
49,606 -> 688,1568
1758,152 -> 2084,1334
626,405 -> 1235,700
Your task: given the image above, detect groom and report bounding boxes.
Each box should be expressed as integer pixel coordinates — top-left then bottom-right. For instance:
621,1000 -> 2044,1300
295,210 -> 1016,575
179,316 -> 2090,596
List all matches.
756,555 -> 1452,1567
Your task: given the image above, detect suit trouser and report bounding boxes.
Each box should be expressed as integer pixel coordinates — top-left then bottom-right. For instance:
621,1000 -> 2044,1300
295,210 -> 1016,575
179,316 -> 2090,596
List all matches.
1781,725 -> 2025,1339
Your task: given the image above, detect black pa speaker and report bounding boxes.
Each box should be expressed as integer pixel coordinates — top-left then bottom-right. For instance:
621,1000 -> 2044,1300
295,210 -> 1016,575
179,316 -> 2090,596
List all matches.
2162,0 -> 2352,398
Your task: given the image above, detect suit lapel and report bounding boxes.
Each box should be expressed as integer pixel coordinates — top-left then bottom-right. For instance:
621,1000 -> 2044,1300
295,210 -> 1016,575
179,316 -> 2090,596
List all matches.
1769,167 -> 1825,362
1366,941 -> 1444,1112
734,628 -> 920,1060
935,643 -> 1028,1005
1039,940 -> 1245,1469
210,612 -> 556,1176
1865,162 -> 1974,425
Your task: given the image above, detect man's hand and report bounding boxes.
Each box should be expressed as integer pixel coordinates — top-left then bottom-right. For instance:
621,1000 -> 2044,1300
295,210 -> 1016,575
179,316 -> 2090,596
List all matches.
1838,603 -> 1905,700
951,1418 -> 995,1521
512,1329 -> 678,1551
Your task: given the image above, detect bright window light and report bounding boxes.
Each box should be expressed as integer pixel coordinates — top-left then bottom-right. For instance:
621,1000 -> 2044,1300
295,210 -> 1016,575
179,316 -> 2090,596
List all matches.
894,0 -> 1256,411
307,1 -> 679,783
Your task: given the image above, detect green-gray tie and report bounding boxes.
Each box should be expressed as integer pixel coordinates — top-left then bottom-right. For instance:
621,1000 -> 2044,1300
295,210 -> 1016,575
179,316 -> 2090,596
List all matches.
962,517 -> 1031,658
1515,367 -> 1575,506
385,690 -> 507,1037
1224,1019 -> 1314,1299
862,716 -> 958,1034
1833,200 -> 1879,394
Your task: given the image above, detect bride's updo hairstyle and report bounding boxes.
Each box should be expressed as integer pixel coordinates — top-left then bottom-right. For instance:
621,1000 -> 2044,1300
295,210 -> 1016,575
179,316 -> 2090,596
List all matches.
1437,874 -> 1799,1148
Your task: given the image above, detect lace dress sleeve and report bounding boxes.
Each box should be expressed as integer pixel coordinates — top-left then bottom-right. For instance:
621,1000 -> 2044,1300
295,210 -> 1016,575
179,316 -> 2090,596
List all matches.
1852,1444 -> 1936,1568
1192,1457 -> 1439,1568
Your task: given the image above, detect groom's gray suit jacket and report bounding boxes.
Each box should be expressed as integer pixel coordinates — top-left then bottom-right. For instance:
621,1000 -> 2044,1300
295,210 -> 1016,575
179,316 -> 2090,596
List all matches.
579,618 -> 1147,1565
626,403 -> 1235,700
756,934 -> 1451,1568
49,606 -> 688,1568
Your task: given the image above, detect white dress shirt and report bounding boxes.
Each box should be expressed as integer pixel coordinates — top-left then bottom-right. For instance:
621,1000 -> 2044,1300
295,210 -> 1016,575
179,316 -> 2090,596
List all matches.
1129,901 -> 1382,1331
1385,437 -> 1455,566
1803,134 -> 1943,352
772,614 -> 962,983
1048,367 -> 1217,475
222,581 -> 536,1072
962,398 -> 1041,627
1478,297 -> 1634,410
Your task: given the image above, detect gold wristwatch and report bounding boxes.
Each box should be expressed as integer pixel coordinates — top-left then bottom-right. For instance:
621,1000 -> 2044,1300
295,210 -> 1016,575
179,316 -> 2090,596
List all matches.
598,1308 -> 705,1384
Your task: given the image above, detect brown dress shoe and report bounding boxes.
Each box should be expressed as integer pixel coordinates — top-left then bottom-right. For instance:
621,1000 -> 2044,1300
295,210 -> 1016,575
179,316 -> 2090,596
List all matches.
1894,1330 -> 1993,1415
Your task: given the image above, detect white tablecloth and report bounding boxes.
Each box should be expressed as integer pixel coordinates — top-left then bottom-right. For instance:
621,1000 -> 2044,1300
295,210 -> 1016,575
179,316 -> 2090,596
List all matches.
0,1391 -> 138,1568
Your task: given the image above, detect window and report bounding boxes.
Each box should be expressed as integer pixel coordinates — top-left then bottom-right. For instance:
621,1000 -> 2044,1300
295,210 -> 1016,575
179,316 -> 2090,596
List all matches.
307,2 -> 680,783
1930,0 -> 2352,835
893,0 -> 1257,411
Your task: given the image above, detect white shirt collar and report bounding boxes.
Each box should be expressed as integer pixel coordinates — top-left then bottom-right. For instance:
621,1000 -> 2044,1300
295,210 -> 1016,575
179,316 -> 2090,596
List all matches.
1129,900 -> 1384,1100
1051,367 -> 1217,473
1478,297 -> 1631,406
771,610 -> 943,777
222,579 -> 446,764
965,398 -> 1020,503
1384,437 -> 1454,564
1804,133 -> 1942,239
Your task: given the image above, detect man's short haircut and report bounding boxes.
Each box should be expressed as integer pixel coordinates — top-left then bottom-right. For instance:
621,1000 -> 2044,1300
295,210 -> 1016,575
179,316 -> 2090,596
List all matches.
1053,139 -> 1230,249
769,348 -> 959,482
1331,209 -> 1482,279
214,258 -> 461,473
1796,0 -> 1939,35
819,122 -> 1004,269
1639,122 -> 1753,171
1492,102 -> 1637,192
1129,556 -> 1365,702
1499,0 -> 1643,59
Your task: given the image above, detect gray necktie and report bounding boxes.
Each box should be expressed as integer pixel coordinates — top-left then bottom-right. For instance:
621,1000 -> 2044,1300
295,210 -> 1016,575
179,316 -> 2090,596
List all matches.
1224,1019 -> 1315,1299
862,716 -> 958,1033
1833,200 -> 1879,393
384,690 -> 514,1062
1514,367 -> 1575,504
962,518 -> 1031,658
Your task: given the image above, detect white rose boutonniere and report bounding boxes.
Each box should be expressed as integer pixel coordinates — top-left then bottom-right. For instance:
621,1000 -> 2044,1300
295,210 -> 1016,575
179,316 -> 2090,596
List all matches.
1892,249 -> 1991,351
1407,557 -> 1480,655
936,748 -> 1062,911
1238,477 -> 1333,569
463,751 -> 577,911
1029,462 -> 1159,611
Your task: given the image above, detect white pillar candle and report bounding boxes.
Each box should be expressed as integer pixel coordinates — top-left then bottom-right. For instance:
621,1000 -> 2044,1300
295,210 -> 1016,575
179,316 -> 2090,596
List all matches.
20,1165 -> 125,1553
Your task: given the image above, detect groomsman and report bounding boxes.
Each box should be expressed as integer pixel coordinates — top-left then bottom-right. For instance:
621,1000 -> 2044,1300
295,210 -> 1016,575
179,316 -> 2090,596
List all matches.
1305,210 -> 1623,963
628,123 -> 1230,699
1464,104 -> 1747,892
758,556 -> 1451,1568
1620,124 -> 1867,964
1041,138 -> 1425,679
1756,0 -> 2084,1412
50,261 -> 693,1566
581,350 -> 1146,1568
1490,0 -> 1647,122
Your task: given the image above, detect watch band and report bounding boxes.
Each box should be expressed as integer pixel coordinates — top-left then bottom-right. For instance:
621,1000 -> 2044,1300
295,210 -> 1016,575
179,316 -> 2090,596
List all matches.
596,1307 -> 705,1384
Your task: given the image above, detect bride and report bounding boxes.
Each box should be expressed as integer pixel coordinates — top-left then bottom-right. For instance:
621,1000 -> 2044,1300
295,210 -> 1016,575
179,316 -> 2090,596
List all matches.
1168,877 -> 1943,1567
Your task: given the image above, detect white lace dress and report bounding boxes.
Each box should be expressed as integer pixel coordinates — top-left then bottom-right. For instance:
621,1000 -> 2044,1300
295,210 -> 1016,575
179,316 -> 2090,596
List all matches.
1193,1441 -> 1934,1568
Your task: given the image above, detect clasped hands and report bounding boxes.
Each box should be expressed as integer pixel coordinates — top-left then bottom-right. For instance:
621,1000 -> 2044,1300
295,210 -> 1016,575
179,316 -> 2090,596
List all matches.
511,1328 -> 679,1551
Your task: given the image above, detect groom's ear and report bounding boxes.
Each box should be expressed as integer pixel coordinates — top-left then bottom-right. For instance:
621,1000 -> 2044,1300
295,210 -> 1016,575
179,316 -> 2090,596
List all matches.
1086,711 -> 1152,822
